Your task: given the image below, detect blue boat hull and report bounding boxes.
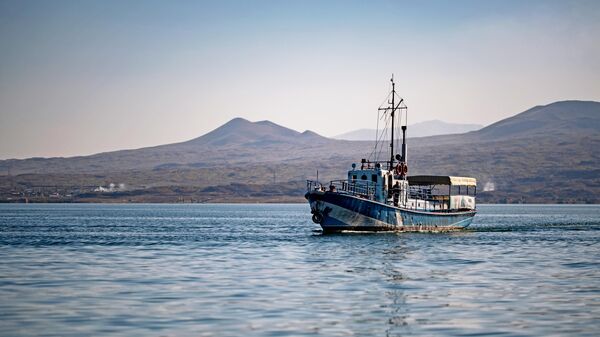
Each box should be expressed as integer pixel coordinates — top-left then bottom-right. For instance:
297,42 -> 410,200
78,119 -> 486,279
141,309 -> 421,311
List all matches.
305,191 -> 476,232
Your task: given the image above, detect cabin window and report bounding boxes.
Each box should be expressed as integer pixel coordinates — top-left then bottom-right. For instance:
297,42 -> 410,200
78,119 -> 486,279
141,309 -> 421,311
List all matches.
352,175 -> 357,181
371,174 -> 377,183
361,174 -> 367,180
449,185 -> 475,196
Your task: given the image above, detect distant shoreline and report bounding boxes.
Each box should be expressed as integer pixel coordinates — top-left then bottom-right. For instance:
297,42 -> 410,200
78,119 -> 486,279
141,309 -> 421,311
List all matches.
2,200 -> 598,205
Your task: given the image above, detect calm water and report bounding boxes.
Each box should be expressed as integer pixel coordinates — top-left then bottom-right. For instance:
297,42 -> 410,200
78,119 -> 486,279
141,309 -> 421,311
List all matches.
0,204 -> 599,336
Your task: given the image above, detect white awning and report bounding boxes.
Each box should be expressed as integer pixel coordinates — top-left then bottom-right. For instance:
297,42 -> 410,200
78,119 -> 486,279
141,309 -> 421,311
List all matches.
408,175 -> 477,187
449,176 -> 477,187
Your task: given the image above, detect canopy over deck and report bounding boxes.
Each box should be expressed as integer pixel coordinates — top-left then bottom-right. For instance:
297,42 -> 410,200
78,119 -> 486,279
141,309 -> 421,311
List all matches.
408,175 -> 477,187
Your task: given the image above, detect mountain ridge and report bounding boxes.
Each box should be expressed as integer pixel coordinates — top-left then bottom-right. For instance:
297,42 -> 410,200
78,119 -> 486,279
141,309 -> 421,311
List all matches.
334,120 -> 484,140
1,100 -> 599,203
472,100 -> 600,140
185,117 -> 329,147
1,100 -> 599,174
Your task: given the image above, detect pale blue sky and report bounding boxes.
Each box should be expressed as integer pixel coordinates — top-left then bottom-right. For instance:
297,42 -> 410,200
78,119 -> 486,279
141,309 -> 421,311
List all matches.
1,0 -> 599,159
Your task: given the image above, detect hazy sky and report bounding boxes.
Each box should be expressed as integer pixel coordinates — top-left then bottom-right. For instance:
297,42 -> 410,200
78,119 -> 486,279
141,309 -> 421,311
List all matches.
1,0 -> 599,159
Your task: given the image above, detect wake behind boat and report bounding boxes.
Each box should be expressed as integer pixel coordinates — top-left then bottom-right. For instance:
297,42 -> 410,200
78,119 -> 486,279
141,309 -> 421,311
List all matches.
305,77 -> 477,232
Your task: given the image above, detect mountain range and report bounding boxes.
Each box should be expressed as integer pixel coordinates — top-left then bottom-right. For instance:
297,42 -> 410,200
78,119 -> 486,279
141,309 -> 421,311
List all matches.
334,120 -> 483,140
1,100 -> 599,203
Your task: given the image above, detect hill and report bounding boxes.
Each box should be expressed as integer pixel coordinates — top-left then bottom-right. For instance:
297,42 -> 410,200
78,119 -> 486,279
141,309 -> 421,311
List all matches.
1,100 -> 599,203
473,100 -> 600,140
334,120 -> 483,140
187,117 -> 328,146
0,117 -> 345,175
404,101 -> 600,203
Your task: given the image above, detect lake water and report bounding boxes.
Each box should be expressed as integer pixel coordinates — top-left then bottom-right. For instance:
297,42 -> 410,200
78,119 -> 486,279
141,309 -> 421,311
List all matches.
0,204 -> 599,336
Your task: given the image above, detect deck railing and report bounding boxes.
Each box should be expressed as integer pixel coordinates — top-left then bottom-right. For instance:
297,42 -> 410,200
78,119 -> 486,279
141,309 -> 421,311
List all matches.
307,179 -> 475,211
408,186 -> 433,200
307,180 -> 377,200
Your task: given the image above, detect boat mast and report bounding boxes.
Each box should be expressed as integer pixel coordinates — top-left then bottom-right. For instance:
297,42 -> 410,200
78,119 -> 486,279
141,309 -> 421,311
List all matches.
390,76 -> 395,171
378,75 -> 406,174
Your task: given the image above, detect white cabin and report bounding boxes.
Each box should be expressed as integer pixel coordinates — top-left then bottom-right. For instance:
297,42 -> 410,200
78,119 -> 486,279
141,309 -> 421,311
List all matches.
343,165 -> 477,211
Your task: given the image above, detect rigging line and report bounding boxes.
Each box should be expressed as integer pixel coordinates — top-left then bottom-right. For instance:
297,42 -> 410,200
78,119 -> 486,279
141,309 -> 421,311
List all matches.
366,120 -> 377,160
367,109 -> 379,159
395,109 -> 399,157
375,107 -> 380,145
396,102 -> 404,156
368,112 -> 390,161
375,87 -> 395,150
368,105 -> 391,160
377,85 -> 393,110
390,90 -> 407,157
368,85 -> 398,162
368,110 -> 389,160
405,101 -> 408,140
379,92 -> 392,110
374,116 -> 391,161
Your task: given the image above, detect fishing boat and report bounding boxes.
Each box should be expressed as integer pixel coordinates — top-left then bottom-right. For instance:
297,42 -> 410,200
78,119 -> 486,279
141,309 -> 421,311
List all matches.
305,77 -> 477,232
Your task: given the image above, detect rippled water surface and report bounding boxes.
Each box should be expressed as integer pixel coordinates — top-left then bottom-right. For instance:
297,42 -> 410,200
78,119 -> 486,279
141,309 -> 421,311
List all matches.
1,204 -> 599,336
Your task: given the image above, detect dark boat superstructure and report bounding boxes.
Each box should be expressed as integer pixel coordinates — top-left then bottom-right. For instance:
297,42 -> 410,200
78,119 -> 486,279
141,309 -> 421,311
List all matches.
305,77 -> 477,232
